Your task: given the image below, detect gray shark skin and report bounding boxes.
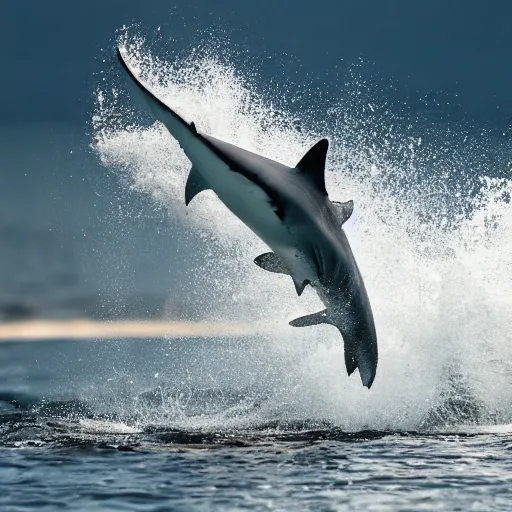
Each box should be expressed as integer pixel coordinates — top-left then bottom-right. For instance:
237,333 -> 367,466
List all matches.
117,48 -> 378,387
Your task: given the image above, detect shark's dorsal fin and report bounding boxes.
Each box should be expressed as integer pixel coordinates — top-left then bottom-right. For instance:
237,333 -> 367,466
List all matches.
254,252 -> 290,275
190,122 -> 197,134
289,309 -> 330,327
185,166 -> 210,206
295,138 -> 329,196
332,200 -> 354,225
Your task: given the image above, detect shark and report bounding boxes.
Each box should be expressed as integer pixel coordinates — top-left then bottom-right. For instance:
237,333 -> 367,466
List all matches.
117,47 -> 378,387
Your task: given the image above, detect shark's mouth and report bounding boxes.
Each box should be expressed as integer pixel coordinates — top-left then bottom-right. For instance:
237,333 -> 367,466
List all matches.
91,31 -> 512,431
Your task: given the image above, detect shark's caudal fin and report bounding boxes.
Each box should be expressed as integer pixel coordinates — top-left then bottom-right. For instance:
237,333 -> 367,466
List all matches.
295,139 -> 329,196
343,341 -> 359,376
289,310 -> 376,388
341,333 -> 376,388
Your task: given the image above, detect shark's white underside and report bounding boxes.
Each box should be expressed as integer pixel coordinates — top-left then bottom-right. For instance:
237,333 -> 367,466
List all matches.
183,135 -> 314,285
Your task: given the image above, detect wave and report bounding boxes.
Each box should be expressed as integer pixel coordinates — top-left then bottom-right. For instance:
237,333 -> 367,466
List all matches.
1,391 -> 508,450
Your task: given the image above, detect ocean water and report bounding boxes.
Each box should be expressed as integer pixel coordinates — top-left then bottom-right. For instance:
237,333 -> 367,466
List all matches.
2,32 -> 512,510
2,337 -> 512,511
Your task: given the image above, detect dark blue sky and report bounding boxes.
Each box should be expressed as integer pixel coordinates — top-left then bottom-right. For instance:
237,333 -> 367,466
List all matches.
2,0 -> 512,122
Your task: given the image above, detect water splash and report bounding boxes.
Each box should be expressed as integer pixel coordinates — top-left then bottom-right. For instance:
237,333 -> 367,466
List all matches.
92,35 -> 512,432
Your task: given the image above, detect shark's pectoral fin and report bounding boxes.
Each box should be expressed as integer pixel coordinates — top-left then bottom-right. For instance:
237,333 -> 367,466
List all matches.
254,252 -> 290,275
185,166 -> 210,206
254,253 -> 308,294
293,278 -> 310,296
289,309 -> 330,327
332,200 -> 354,225
295,139 -> 329,196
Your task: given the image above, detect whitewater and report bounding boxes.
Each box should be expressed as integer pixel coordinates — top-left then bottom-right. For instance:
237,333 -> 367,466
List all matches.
89,36 -> 512,433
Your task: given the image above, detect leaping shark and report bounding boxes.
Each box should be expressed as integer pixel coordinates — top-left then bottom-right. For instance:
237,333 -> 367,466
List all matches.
117,47 -> 378,387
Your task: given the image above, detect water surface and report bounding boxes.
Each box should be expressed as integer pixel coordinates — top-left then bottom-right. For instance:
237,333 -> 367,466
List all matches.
1,337 -> 511,511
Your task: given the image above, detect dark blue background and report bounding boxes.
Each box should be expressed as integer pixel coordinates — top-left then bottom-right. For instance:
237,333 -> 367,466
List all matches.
2,0 -> 512,121
0,1 -> 510,319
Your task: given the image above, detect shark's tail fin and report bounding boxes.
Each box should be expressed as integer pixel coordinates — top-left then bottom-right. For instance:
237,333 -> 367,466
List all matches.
340,330 -> 377,388
289,311 -> 377,388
